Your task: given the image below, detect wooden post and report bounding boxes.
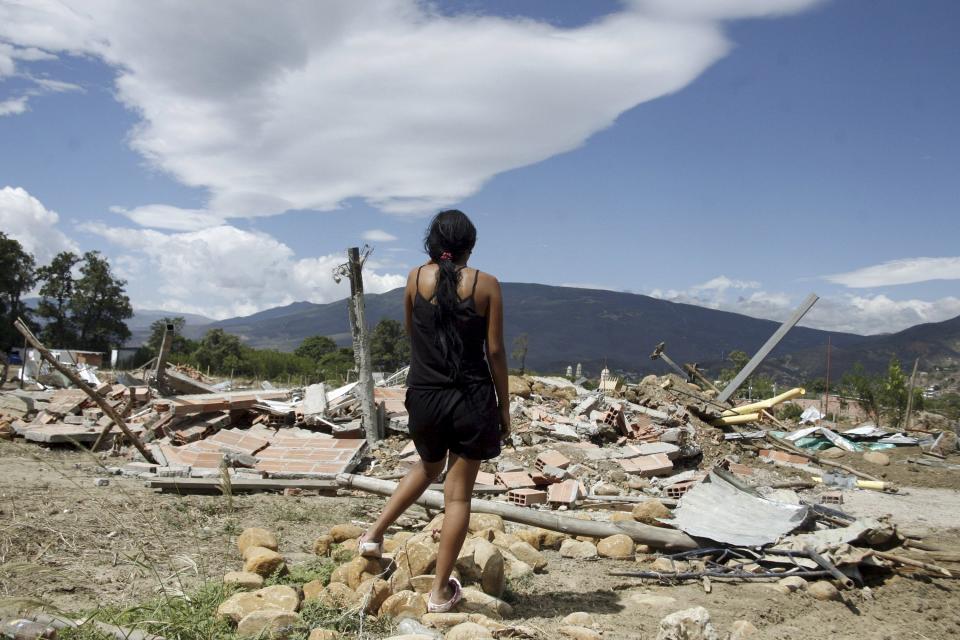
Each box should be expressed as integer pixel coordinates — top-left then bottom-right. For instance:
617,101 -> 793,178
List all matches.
14,318 -> 156,464
346,247 -> 380,443
904,358 -> 920,431
153,322 -> 175,391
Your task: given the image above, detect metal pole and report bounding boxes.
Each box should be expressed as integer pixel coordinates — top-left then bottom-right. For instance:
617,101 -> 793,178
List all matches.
717,293 -> 819,404
346,247 -> 379,443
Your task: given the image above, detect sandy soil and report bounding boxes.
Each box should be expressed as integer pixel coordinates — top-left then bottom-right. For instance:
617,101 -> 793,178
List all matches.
1,438 -> 959,640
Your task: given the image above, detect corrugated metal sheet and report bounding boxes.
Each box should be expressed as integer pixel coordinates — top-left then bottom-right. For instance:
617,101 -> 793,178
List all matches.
667,471 -> 808,546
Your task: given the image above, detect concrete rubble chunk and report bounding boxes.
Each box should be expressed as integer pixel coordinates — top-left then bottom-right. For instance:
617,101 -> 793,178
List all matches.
656,606 -> 719,640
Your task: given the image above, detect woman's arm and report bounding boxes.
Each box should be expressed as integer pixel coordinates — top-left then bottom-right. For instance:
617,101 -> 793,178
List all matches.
404,268 -> 417,336
484,276 -> 510,439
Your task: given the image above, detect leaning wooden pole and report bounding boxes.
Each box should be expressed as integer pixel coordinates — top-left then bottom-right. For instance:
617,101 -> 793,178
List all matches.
337,474 -> 698,550
14,318 -> 156,464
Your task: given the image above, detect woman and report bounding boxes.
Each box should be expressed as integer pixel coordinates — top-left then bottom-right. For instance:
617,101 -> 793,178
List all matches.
358,209 -> 510,613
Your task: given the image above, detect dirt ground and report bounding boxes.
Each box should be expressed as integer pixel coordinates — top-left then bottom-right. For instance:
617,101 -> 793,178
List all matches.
1,438 -> 959,640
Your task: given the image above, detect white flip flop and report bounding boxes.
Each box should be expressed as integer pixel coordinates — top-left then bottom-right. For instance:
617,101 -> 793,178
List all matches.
357,533 -> 383,559
427,577 -> 463,613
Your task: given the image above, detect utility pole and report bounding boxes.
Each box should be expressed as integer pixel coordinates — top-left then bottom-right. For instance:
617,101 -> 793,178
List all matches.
824,335 -> 831,418
336,247 -> 380,443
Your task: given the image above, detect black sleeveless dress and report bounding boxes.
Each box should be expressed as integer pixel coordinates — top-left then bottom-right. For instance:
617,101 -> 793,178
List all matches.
404,267 -> 502,462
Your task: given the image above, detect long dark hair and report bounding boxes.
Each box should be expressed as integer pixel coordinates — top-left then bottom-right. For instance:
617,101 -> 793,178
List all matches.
423,209 -> 477,379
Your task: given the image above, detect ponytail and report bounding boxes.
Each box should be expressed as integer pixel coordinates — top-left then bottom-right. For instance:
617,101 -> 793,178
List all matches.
423,210 -> 477,380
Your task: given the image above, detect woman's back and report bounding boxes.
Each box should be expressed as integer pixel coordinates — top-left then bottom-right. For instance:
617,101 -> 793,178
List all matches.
406,265 -> 491,389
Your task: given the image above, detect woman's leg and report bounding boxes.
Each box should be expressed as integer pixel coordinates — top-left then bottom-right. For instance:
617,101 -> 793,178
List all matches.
365,457 -> 446,542
431,453 -> 481,603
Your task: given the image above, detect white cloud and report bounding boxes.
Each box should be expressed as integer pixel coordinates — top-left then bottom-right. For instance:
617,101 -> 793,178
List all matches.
110,204 -> 226,231
79,222 -> 406,319
0,0 -> 821,220
362,229 -> 398,242
0,185 -> 79,263
649,277 -> 960,335
0,96 -> 28,116
826,257 -> 960,288
690,275 -> 760,292
631,0 -> 826,21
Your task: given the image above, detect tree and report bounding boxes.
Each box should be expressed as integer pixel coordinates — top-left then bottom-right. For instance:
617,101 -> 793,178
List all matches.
35,251 -> 80,347
69,251 -> 133,351
840,363 -> 880,423
194,328 -> 245,373
0,232 -> 37,352
511,333 -> 529,375
370,319 -> 410,372
879,357 -> 910,428
295,335 -> 338,361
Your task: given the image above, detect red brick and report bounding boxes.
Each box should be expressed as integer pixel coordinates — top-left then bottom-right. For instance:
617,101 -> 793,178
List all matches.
507,488 -> 548,507
547,479 -> 581,505
535,450 -> 570,471
726,462 -> 754,476
618,453 -> 673,477
759,449 -> 808,465
475,471 -> 496,486
664,480 -> 697,499
496,471 -> 536,489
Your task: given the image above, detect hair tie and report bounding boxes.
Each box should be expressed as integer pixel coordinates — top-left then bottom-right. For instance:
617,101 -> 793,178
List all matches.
439,251 -> 453,261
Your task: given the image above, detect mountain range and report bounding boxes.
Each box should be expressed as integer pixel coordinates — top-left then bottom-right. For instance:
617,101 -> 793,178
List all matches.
134,283 -> 960,380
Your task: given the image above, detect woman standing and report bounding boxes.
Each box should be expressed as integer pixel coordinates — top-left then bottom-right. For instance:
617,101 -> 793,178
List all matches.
359,209 -> 510,613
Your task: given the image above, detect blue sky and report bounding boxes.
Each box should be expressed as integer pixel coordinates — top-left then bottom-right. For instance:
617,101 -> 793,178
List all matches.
0,0 -> 958,334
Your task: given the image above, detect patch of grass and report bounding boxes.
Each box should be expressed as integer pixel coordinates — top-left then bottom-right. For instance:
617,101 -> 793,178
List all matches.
331,544 -> 355,564
221,518 -> 242,537
502,572 -> 535,603
265,558 -> 335,588
60,581 -> 239,640
294,600 -> 394,638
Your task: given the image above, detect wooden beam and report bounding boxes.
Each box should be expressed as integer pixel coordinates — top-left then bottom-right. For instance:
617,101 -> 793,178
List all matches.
148,477 -> 338,494
14,318 -> 156,464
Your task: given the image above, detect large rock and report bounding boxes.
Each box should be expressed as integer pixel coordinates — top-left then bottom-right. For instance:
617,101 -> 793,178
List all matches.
446,622 -> 494,640
354,577 -> 392,614
559,626 -> 602,640
420,612 -> 470,628
330,555 -> 386,590
656,606 -> 718,640
224,571 -> 264,590
312,534 -> 335,556
597,534 -> 635,559
457,587 -> 513,619
329,523 -> 365,542
563,612 -> 596,627
808,580 -> 840,601
308,630 -> 340,640
508,376 -> 532,398
303,582 -> 354,607
469,514 -> 505,533
501,552 -> 534,580
559,539 -> 598,560
862,451 -> 890,466
508,541 -> 547,572
777,576 -> 808,593
632,500 -> 672,525
238,528 -> 278,556
456,538 -> 505,597
729,620 -> 758,640
539,529 -> 568,550
379,590 -> 428,620
244,547 -> 286,577
512,528 -> 541,549
236,610 -> 300,639
217,585 -> 299,622
391,536 -> 439,592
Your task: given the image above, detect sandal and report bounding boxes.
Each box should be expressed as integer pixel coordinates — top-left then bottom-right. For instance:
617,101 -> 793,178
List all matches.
357,532 -> 383,559
427,577 -> 462,613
